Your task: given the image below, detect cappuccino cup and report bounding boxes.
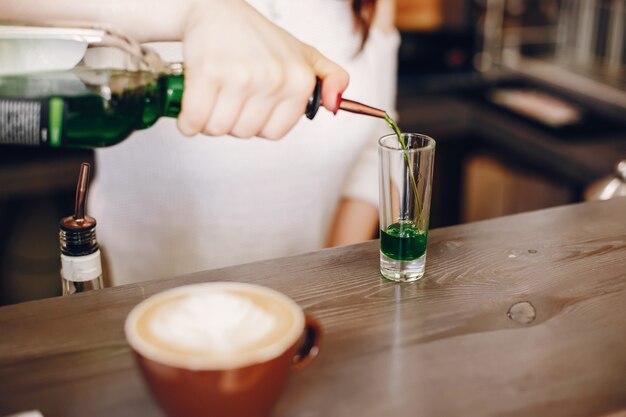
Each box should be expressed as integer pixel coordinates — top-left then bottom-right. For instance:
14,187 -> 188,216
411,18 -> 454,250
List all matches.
124,282 -> 321,417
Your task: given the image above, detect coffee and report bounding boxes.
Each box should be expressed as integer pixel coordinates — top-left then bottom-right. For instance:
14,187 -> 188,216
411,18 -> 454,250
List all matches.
125,282 -> 320,417
125,282 -> 303,370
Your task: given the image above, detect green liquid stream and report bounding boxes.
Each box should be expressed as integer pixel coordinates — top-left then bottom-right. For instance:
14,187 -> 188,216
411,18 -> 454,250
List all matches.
383,114 -> 422,223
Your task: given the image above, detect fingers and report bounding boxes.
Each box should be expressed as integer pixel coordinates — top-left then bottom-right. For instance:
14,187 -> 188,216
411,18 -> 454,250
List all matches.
258,67 -> 315,140
305,46 -> 350,113
177,64 -> 252,138
203,85 -> 247,137
177,69 -> 218,137
260,97 -> 307,140
233,72 -> 314,140
178,53 -> 346,139
195,63 -> 315,140
228,62 -> 286,138
229,95 -> 274,139
176,0 -> 350,140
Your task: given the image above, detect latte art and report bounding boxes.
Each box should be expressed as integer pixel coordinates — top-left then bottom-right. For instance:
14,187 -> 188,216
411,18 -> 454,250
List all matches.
149,291 -> 276,354
126,282 -> 304,370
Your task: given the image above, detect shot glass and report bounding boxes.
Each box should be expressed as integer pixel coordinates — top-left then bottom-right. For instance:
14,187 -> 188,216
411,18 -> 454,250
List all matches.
378,133 -> 435,282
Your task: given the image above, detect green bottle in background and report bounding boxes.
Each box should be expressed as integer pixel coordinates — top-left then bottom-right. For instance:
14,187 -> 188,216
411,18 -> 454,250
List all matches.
0,66 -> 183,149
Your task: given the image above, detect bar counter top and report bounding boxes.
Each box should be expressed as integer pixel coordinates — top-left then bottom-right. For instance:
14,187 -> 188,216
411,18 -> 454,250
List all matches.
1,197 -> 625,417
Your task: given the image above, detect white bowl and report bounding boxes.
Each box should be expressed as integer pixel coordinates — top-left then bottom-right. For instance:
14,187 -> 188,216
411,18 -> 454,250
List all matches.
0,39 -> 87,75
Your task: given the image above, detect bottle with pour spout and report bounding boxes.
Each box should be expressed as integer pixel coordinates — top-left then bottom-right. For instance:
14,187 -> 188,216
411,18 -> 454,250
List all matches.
60,162 -> 104,294
0,24 -> 389,149
0,66 -> 386,149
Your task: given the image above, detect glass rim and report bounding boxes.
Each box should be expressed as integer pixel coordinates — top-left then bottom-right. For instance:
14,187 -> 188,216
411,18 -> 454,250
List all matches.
378,133 -> 436,152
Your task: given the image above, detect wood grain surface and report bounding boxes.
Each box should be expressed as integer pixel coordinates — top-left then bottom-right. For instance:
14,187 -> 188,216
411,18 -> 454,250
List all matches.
1,198 -> 625,417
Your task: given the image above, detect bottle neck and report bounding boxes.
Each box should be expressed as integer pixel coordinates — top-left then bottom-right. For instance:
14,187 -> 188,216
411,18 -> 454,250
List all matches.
140,73 -> 183,128
162,74 -> 183,118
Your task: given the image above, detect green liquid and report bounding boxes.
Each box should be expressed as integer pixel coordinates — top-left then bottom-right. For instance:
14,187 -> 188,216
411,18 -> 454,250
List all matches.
380,222 -> 427,261
0,69 -> 183,148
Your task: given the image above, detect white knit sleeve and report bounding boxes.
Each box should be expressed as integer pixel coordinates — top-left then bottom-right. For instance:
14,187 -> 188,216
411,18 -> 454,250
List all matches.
341,28 -> 400,208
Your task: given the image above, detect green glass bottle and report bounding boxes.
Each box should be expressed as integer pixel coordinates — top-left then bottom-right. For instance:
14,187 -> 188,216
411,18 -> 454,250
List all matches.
0,68 -> 324,149
0,67 -> 183,148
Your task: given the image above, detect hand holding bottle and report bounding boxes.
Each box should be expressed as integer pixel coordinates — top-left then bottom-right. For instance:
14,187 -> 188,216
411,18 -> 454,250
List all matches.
0,0 -> 350,140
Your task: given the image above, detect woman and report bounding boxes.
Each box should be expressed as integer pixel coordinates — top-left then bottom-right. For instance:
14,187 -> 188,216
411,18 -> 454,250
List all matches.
92,0 -> 399,284
3,0 -> 399,284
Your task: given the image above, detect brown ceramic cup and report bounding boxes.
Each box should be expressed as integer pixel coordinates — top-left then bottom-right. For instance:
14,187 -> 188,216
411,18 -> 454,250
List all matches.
124,282 -> 321,417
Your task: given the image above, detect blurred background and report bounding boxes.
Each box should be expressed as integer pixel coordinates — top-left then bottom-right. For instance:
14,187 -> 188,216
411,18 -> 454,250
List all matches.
1,0 -> 625,304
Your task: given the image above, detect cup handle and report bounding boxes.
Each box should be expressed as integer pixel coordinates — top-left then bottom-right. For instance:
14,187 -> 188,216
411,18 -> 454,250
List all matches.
291,315 -> 322,371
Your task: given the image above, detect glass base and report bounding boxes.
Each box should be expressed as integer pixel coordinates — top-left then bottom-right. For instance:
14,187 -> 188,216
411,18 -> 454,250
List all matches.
380,251 -> 426,282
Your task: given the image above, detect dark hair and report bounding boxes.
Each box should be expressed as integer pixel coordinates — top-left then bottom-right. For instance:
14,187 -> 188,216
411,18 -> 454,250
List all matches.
352,0 -> 377,47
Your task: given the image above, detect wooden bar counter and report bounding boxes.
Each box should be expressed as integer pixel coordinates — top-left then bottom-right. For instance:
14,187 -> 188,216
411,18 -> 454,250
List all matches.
1,198 -> 625,417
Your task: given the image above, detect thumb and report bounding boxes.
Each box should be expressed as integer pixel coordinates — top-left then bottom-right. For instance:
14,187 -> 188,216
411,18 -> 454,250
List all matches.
307,47 -> 350,113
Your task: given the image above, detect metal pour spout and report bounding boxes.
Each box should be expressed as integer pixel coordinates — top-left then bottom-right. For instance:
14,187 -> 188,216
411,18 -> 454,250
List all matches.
305,78 -> 388,120
61,162 -> 95,231
338,98 -> 387,119
74,163 -> 90,221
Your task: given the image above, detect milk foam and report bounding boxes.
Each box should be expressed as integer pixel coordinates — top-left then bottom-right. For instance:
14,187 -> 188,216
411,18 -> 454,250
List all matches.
126,283 -> 304,370
149,290 -> 277,354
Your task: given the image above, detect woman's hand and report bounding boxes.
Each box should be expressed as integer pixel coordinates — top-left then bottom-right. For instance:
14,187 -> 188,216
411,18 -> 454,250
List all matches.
0,0 -> 349,140
178,0 -> 349,139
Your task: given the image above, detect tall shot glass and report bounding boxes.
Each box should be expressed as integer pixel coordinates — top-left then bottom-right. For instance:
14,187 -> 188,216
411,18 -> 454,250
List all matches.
378,133 -> 435,282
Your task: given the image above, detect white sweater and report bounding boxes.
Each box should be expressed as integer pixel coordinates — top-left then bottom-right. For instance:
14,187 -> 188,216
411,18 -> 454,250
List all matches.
89,0 -> 400,285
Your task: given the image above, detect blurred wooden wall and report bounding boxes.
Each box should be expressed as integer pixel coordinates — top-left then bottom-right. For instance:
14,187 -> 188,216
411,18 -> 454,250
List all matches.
463,155 -> 572,222
396,0 -> 443,30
